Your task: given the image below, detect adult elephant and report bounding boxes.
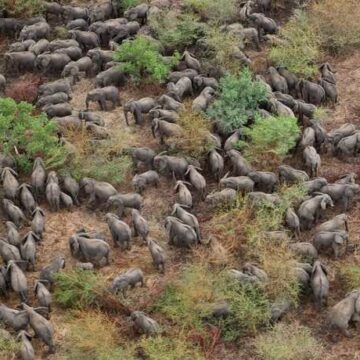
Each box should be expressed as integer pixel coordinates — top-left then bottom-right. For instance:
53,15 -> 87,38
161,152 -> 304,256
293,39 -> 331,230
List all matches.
297,194 -> 334,230
297,79 -> 326,105
35,53 -> 71,74
69,30 -> 100,52
5,52 -> 36,73
321,183 -> 360,211
124,97 -> 157,125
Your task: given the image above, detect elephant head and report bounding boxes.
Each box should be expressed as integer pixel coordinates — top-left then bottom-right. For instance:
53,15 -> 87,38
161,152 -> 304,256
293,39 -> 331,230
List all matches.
79,177 -> 95,194
321,194 -> 334,209
69,235 -> 80,256
1,167 -> 18,180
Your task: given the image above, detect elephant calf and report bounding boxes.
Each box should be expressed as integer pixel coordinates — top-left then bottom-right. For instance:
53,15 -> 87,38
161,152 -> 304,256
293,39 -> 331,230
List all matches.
85,86 -> 121,111
111,268 -> 144,296
132,170 -> 160,193
147,238 -> 166,273
310,260 -> 329,308
131,311 -> 161,336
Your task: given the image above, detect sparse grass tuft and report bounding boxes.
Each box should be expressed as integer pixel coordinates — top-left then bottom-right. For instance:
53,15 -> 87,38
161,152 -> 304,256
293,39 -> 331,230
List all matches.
170,103 -> 213,158
269,10 -> 320,77
184,0 -> 237,24
255,323 -> 324,360
239,115 -> 301,169
54,269 -> 103,309
340,265 -> 360,291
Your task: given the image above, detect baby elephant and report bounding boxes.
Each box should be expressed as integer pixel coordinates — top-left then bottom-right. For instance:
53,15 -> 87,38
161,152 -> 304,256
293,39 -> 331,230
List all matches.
111,268 -> 144,296
131,170 -> 160,193
130,311 -> 161,336
313,230 -> 348,258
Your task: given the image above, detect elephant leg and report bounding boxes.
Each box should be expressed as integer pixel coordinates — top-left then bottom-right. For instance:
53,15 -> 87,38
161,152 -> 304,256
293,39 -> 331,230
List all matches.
100,98 -> 107,111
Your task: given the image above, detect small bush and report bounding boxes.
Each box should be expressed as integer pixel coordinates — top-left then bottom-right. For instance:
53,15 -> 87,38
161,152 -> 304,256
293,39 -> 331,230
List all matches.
340,265 -> 360,291
0,330 -> 20,358
309,0 -> 360,54
62,311 -> 123,360
0,0 -> 43,17
269,11 -> 320,77
138,336 -> 204,360
201,27 -> 243,74
171,104 -> 213,158
5,74 -> 42,104
206,70 -> 267,133
113,35 -> 179,83
53,26 -> 69,40
64,125 -> 135,185
0,98 -> 68,173
116,0 -> 141,10
155,263 -> 270,340
239,115 -> 300,168
54,269 -> 102,309
255,323 -> 323,360
150,10 -> 205,53
184,0 -> 237,24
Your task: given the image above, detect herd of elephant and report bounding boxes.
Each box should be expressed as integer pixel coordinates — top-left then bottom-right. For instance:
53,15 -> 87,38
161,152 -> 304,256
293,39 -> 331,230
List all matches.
0,0 -> 360,358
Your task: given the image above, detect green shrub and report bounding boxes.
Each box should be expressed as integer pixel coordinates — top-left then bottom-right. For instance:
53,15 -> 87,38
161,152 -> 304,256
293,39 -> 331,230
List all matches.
255,323 -> 323,360
138,336 -> 204,360
54,269 -> 102,309
0,330 -> 20,358
200,27 -> 243,74
269,11 -> 320,77
340,265 -> 360,291
150,11 -> 205,53
155,263 -> 270,340
206,70 -> 267,133
309,0 -> 360,54
0,98 -> 68,173
69,155 -> 132,185
0,0 -> 43,17
113,35 -> 179,83
116,0 -> 141,10
184,0 -> 237,24
239,115 -> 300,168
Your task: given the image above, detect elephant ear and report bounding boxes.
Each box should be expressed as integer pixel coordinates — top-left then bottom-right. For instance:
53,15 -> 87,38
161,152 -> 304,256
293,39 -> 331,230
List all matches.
320,263 -> 328,276
334,234 -> 344,245
320,197 -> 327,210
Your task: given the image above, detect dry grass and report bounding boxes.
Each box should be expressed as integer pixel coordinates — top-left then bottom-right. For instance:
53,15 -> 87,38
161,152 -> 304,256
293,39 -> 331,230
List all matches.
60,311 -> 125,360
309,0 -> 360,54
170,103 -> 213,159
255,323 -> 324,360
5,74 -> 43,104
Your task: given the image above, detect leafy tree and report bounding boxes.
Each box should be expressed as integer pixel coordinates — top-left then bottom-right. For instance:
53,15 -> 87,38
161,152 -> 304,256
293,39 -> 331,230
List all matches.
239,114 -> 300,167
206,69 -> 267,133
0,98 -> 68,172
113,35 -> 179,83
